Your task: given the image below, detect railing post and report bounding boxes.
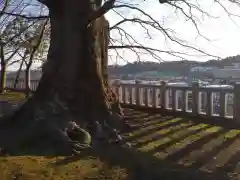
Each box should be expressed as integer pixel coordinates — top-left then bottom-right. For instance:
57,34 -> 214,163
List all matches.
182,90 -> 187,112
19,79 -> 23,89
113,80 -> 121,102
152,87 -> 157,108
144,87 -> 148,107
128,85 -> 133,105
233,82 -> 240,122
32,80 -> 39,91
122,85 -> 126,104
160,81 -> 167,109
206,91 -> 213,117
172,87 -> 177,111
219,90 -> 226,118
10,79 -> 15,88
135,80 -> 141,106
192,81 -> 200,115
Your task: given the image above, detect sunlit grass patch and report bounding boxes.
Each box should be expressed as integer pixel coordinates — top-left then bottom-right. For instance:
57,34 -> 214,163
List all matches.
0,156 -> 129,180
153,126 -> 222,159
178,129 -> 240,167
136,123 -> 209,152
125,114 -> 240,176
200,135 -> 240,172
132,121 -> 195,148
127,118 -> 183,138
0,91 -> 25,103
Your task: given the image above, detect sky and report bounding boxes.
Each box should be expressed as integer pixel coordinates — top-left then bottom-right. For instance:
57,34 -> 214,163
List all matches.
1,0 -> 240,69
106,0 -> 240,65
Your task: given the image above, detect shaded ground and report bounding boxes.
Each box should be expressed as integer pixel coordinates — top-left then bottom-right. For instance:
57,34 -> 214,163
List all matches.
0,92 -> 240,180
0,92 -> 26,117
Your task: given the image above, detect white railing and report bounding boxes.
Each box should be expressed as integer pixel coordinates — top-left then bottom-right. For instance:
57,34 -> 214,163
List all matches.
4,79 -> 240,121
5,79 -> 39,91
112,80 -> 240,121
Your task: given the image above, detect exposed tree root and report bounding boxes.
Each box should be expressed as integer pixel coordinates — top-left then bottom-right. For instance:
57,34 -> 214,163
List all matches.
0,93 -> 131,156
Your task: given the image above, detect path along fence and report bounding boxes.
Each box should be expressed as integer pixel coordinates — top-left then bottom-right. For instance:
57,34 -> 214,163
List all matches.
4,78 -> 240,122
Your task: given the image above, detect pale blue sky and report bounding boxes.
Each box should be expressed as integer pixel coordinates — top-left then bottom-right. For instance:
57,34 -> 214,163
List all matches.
106,0 -> 240,65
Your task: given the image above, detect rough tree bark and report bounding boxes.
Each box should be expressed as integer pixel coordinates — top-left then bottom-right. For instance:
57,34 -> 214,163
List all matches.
0,0 -> 127,155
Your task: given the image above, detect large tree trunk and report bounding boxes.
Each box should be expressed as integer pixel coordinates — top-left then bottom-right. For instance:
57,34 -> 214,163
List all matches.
0,0 -> 126,155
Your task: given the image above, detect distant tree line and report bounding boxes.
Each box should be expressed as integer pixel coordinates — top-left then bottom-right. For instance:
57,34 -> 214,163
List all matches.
108,55 -> 240,76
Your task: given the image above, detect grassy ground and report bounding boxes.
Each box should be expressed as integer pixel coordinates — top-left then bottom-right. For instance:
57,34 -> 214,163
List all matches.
0,91 -> 26,104
0,92 -> 240,180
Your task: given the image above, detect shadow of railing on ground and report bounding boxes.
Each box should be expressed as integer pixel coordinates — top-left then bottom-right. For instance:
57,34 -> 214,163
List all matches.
53,110 -> 240,180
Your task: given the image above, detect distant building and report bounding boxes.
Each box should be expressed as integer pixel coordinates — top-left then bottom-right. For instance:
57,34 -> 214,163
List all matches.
213,68 -> 240,78
190,66 -> 218,72
189,64 -> 240,79
224,63 -> 240,69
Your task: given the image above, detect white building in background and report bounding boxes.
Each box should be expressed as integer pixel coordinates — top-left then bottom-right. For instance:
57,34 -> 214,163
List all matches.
190,66 -> 216,72
215,62 -> 240,78
224,63 -> 240,69
190,63 -> 240,79
213,68 -> 240,78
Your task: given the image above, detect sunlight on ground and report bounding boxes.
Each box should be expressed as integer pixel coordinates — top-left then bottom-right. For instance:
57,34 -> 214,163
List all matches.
127,111 -> 240,178
1,93 -> 240,179
0,92 -> 25,103
0,156 -> 128,180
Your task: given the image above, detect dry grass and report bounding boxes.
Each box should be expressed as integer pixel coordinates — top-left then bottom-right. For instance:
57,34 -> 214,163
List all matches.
0,92 -> 240,179
0,91 -> 25,104
0,156 -> 129,180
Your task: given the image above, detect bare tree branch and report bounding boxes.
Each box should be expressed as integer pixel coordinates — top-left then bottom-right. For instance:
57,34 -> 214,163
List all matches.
112,4 -> 220,59
88,0 -> 117,25
0,12 -> 48,19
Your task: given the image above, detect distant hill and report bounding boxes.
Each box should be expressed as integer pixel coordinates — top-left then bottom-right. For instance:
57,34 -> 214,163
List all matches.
108,55 -> 240,76
2,54 -> 240,80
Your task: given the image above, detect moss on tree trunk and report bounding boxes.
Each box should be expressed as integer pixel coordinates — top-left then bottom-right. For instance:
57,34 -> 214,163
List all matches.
0,1 -> 126,155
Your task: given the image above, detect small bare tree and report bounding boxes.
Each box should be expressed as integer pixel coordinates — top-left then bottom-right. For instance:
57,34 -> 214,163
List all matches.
0,17 -> 24,93
0,0 -> 47,92
16,19 -> 49,96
